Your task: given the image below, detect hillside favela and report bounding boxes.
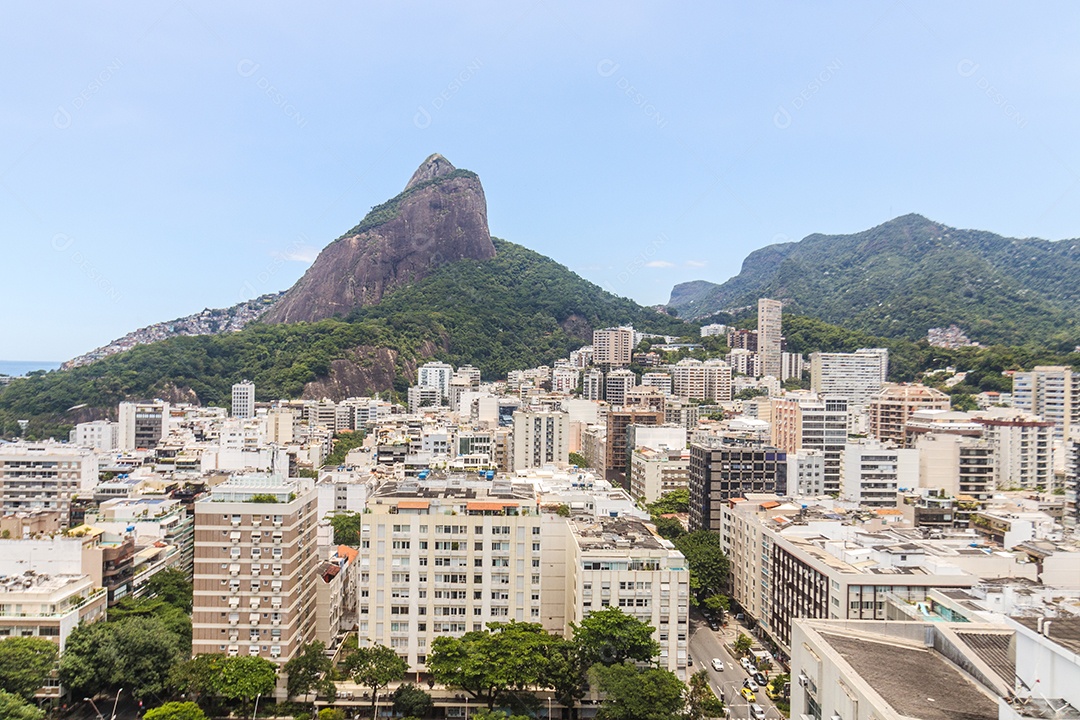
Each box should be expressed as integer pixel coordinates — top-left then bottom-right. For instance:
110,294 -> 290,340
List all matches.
3,6 -> 1080,720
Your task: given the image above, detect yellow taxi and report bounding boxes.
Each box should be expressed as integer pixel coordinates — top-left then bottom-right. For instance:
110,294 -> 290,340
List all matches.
740,687 -> 756,702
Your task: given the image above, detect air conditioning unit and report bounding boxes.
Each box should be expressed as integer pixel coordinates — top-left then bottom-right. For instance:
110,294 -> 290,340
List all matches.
799,672 -> 809,687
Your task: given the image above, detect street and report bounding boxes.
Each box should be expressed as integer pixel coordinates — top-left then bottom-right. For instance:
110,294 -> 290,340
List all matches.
687,613 -> 785,720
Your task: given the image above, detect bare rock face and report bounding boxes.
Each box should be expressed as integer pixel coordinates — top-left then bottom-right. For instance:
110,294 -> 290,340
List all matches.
263,154 -> 495,324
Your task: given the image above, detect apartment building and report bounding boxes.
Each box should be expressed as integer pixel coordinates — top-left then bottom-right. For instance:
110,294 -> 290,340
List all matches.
565,515 -> 691,680
232,380 -> 256,419
604,368 -> 637,406
688,438 -> 787,532
839,441 -> 918,507
867,384 -> 950,445
726,348 -> 761,378
786,449 -> 825,498
629,447 -> 690,504
593,327 -> 635,368
356,478 -> 544,669
641,371 -> 673,396
192,475 -> 319,667
512,410 -> 569,470
771,392 -> 849,494
757,298 -> 783,379
669,358 -> 732,402
604,409 -> 664,489
118,400 -> 170,450
977,415 -> 1054,490
914,433 -> 995,502
809,349 -> 889,414
1012,365 -> 1079,441
71,420 -> 119,451
94,496 -> 195,577
0,442 -> 98,519
417,361 -> 455,402
582,369 -> 604,401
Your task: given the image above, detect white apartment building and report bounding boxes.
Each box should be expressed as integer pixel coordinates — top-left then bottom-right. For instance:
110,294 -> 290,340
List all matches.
1012,365 -> 1079,441
551,367 -> 580,394
0,442 -> 98,517
192,475 -> 319,669
771,392 -> 850,494
977,415 -> 1055,490
669,358 -> 732,402
780,351 -> 805,382
604,368 -> 637,406
809,349 -> 889,414
786,449 -> 826,497
408,386 -> 442,414
232,380 -> 256,419
758,298 -> 783,380
417,361 -> 455,402
582,370 -> 604,401
641,371 -> 673,396
71,420 -> 119,451
512,410 -> 569,470
726,348 -> 761,378
593,327 -> 635,367
914,433 -> 995,501
629,447 -> 690,504
840,441 -> 918,507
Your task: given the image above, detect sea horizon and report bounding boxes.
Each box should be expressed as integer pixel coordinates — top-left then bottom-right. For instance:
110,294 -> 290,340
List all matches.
0,360 -> 62,377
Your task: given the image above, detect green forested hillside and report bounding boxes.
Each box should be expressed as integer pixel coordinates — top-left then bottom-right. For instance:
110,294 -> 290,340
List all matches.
668,214 -> 1080,348
0,239 -> 687,438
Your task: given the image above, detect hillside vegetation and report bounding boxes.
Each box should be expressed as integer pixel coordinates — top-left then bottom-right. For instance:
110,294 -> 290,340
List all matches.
669,214 -> 1080,348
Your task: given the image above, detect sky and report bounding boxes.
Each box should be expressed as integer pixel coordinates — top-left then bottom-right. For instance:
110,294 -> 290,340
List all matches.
2,3 -> 1079,361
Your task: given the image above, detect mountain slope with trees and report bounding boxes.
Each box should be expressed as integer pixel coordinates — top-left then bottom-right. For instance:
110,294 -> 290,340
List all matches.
668,214 -> 1080,348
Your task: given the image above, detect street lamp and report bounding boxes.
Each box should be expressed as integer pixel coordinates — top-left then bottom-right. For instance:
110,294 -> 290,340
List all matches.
84,697 -> 105,720
110,688 -> 122,720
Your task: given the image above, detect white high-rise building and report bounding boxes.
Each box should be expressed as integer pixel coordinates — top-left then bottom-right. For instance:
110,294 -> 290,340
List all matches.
71,420 -> 119,451
839,440 -> 919,507
757,298 -> 783,380
641,371 -> 673,396
0,443 -> 99,517
809,349 -> 889,414
512,410 -> 570,469
727,348 -> 761,378
1012,366 -> 1079,441
582,370 -> 604,402
118,401 -> 170,451
417,361 -> 455,402
604,368 -> 637,406
669,359 -> 732,402
232,380 -> 256,419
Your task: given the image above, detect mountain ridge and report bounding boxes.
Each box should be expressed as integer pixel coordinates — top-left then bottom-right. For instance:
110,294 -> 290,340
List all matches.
668,214 -> 1080,347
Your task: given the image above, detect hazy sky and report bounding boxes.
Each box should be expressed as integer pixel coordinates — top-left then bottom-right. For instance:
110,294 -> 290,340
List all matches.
3,3 -> 1079,361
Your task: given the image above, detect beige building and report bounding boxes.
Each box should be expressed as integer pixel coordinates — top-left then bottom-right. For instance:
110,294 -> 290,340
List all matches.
629,447 -> 690,503
0,442 -> 99,519
669,358 -> 732,402
809,349 -> 889,414
192,475 -> 319,667
771,392 -> 849,494
915,433 -> 995,501
593,327 -> 635,367
1012,365 -> 1079,441
512,410 -> 569,470
868,384 -> 950,445
757,298 -> 783,379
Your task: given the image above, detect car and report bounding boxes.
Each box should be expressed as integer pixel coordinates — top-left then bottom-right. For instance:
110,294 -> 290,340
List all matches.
754,672 -> 768,688
687,654 -> 694,667
740,687 -> 756,702
709,619 -> 720,631
743,677 -> 759,692
740,657 -> 755,672
711,657 -> 725,672
749,703 -> 766,719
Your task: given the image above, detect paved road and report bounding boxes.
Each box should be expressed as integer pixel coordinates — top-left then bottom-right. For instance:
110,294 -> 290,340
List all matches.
687,613 -> 784,720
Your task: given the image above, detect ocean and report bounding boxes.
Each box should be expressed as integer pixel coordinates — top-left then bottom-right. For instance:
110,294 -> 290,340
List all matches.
0,361 -> 62,377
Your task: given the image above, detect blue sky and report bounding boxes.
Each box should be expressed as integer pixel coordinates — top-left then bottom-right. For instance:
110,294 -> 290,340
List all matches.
3,2 -> 1079,361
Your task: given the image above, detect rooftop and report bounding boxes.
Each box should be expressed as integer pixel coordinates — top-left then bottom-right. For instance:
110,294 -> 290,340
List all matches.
570,516 -> 666,552
820,630 -> 999,720
1013,616 -> 1080,656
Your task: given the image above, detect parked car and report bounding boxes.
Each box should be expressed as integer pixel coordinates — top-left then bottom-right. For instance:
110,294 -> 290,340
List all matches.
740,657 -> 755,672
709,619 -> 720,631
750,703 -> 766,719
712,657 -> 725,672
740,687 -> 756,702
743,677 -> 759,692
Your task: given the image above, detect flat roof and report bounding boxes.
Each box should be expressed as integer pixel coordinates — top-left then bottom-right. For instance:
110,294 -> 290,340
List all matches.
1014,616 -> 1080,656
820,631 -> 999,720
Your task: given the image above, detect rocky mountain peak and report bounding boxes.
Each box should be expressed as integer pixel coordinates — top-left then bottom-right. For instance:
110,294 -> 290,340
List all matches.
405,153 -> 457,190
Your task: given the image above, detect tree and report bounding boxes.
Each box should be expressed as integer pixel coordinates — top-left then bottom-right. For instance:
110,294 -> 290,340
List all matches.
674,531 -> 730,602
60,616 -> 183,700
646,489 -> 689,516
590,664 -> 685,720
572,607 -> 659,667
212,656 -> 278,714
344,644 -> 407,708
284,640 -> 336,700
0,637 -> 58,699
107,596 -> 192,650
391,683 -> 433,718
0,690 -> 44,720
545,637 -> 587,718
145,568 -> 193,612
568,452 -> 588,467
428,622 -> 558,710
685,670 -> 724,720
318,709 -> 345,720
733,633 -> 753,657
329,511 -> 363,546
144,702 -> 208,720
651,515 -> 685,541
702,594 -> 730,618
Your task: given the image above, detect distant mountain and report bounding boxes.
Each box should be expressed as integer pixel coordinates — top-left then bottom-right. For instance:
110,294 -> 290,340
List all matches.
62,293 -> 283,369
0,154 -> 688,438
263,154 -> 495,323
668,214 -> 1080,347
